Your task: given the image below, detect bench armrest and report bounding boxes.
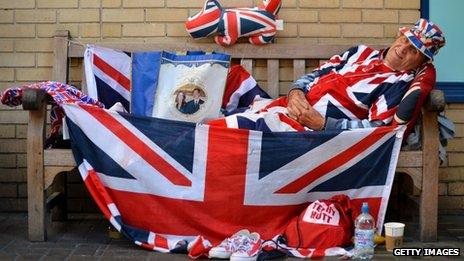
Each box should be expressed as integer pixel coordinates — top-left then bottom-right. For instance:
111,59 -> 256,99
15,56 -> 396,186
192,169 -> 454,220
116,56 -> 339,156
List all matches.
23,88 -> 47,110
425,89 -> 445,112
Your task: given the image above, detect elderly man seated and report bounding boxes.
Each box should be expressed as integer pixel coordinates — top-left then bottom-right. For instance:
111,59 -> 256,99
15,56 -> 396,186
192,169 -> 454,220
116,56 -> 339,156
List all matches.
209,18 -> 445,132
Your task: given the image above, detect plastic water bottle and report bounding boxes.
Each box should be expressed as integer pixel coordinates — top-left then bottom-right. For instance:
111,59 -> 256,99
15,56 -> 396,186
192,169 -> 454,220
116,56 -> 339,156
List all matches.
354,202 -> 375,259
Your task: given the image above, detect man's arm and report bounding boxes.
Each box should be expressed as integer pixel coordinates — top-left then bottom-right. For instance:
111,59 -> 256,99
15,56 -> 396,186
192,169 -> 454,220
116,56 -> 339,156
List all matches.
287,46 -> 361,130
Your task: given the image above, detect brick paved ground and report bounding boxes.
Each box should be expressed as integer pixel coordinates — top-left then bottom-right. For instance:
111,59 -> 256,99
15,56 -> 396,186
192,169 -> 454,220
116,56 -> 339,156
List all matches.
0,213 -> 462,260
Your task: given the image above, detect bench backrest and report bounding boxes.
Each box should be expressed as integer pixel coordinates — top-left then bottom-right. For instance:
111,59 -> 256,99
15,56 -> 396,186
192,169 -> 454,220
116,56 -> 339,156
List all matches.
54,30 -> 385,98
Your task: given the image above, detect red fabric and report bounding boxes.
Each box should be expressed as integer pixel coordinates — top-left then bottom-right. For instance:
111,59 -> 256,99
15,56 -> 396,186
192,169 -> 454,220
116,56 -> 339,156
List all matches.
283,195 -> 354,250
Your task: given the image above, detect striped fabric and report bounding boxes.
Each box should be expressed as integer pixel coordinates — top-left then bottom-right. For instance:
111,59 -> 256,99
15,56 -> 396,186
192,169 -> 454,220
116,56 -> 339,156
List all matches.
84,45 -> 131,111
185,0 -> 282,46
63,102 -> 406,257
222,65 -> 271,115
210,45 -> 427,132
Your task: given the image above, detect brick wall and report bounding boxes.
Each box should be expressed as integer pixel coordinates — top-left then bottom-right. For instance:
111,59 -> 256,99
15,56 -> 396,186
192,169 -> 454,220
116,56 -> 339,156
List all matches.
1,0 -> 462,214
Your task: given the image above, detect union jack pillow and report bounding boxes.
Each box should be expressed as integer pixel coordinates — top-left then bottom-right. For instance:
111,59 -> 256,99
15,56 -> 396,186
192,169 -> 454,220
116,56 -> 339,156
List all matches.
185,0 -> 282,46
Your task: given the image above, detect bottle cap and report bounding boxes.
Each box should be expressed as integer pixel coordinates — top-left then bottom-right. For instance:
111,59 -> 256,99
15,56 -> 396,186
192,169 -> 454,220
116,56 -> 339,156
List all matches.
361,202 -> 369,213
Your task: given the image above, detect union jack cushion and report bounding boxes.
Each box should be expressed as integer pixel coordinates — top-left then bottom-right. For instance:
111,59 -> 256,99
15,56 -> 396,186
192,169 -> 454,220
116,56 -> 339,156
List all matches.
185,0 -> 282,46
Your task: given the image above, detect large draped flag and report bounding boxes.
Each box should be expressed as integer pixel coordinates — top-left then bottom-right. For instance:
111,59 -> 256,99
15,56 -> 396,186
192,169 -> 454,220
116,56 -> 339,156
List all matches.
63,102 -> 405,252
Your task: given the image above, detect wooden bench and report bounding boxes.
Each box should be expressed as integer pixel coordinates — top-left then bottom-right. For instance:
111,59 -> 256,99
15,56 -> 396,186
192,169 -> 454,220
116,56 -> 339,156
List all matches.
23,30 -> 445,242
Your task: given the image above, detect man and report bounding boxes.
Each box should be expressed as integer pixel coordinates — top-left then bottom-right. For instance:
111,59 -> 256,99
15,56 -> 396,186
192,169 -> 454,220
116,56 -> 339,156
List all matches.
210,19 -> 445,132
184,88 -> 205,114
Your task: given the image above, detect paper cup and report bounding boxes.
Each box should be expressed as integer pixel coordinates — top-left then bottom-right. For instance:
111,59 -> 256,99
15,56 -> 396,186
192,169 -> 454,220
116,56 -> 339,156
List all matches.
384,222 -> 405,251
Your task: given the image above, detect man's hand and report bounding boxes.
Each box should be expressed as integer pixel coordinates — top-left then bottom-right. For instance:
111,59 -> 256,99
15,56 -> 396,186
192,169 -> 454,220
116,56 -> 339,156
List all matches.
287,89 -> 325,130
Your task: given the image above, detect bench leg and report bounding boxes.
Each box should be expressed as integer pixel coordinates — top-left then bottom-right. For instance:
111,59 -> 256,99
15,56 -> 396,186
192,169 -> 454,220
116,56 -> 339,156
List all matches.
52,173 -> 68,221
420,110 -> 439,242
27,106 -> 46,241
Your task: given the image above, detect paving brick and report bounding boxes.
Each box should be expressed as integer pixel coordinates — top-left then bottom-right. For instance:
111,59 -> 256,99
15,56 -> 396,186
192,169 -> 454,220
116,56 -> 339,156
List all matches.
0,24 -> 36,38
448,153 -> 464,167
299,24 -> 341,37
0,125 -> 15,138
17,183 -> 26,198
102,0 -> 122,8
59,9 -> 100,23
122,23 -> 165,37
0,198 -> 26,211
16,68 -> 52,81
385,0 -> 420,9
0,184 -> 17,197
166,23 -> 188,37
166,0 -> 206,8
0,168 -> 26,182
0,154 -> 16,168
363,10 -> 398,23
342,0 -> 383,8
15,10 -> 56,23
276,23 -> 297,38
342,24 -> 383,38
15,39 -> 53,52
448,182 -> 464,196
447,138 -> 464,152
0,69 -> 14,82
15,125 -> 27,139
0,10 -> 13,24
281,0 -> 297,8
384,24 -> 408,38
0,53 -> 35,67
80,0 -> 101,8
438,196 -> 464,210
0,111 -> 28,124
102,9 -> 144,22
37,24 -> 79,37
37,53 -> 54,67
279,10 -> 317,23
0,40 -> 14,52
16,154 -> 26,168
399,10 -> 420,24
79,23 -> 101,38
102,23 -> 122,37
146,8 -> 189,22
0,0 -> 35,9
454,124 -> 464,138
300,0 -> 340,8
221,0 -> 255,8
122,0 -> 164,7
445,110 -> 464,123
38,0 -> 78,8
320,10 -> 362,23
0,139 -> 26,153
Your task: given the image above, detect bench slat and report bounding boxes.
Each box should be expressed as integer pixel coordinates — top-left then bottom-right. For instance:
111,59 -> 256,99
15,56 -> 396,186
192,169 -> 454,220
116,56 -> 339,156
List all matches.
267,59 -> 279,98
240,59 -> 253,75
293,59 -> 305,82
44,149 -> 76,166
69,42 -> 385,59
397,151 -> 423,168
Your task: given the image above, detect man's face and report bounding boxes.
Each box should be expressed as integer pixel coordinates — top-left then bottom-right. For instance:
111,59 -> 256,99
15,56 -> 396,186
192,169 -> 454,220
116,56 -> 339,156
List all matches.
384,35 -> 427,71
193,89 -> 200,99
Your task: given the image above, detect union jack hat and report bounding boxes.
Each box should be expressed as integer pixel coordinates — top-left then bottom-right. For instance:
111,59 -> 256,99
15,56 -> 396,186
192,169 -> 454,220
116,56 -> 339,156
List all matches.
399,18 -> 445,60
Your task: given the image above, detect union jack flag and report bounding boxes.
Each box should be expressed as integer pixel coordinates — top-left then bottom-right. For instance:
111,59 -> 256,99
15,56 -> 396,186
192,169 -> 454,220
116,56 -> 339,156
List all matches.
84,45 -> 131,111
63,102 -> 405,253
